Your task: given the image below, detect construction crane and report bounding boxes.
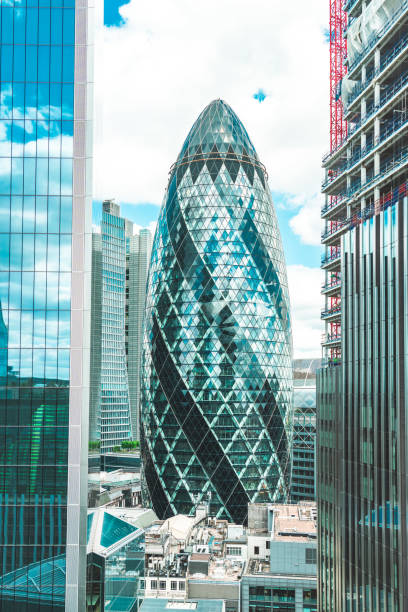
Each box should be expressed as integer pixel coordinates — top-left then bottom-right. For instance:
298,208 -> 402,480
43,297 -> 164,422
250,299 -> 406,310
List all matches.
330,0 -> 347,151
327,0 -> 347,364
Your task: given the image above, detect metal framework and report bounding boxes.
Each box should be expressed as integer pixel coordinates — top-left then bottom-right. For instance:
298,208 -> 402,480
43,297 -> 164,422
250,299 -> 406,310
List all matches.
330,0 -> 348,151
325,0 -> 347,363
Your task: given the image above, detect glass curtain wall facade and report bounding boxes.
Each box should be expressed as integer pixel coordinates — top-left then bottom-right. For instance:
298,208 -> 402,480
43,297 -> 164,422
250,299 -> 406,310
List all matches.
90,202 -> 152,453
141,99 -> 292,525
318,0 -> 408,610
91,200 -> 132,453
126,228 -> 152,442
291,359 -> 319,503
318,198 -> 408,611
0,1 -> 93,610
316,364 -> 342,612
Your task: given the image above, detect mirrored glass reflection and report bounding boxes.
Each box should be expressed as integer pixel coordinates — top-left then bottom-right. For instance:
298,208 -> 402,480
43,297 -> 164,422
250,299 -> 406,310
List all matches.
0,3 -> 76,602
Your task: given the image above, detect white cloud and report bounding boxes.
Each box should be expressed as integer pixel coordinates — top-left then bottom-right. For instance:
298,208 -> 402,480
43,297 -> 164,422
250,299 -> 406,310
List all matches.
287,265 -> 323,359
289,194 -> 323,247
132,219 -> 157,237
95,1 -> 328,356
94,0 -> 328,207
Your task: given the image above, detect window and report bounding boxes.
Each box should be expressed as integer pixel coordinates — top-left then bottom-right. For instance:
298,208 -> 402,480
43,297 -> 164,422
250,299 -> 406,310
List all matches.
150,580 -> 157,590
305,548 -> 317,564
273,589 -> 295,603
159,581 -> 166,590
140,580 -> 145,590
254,546 -> 260,555
171,581 -> 177,590
226,546 -> 242,556
303,588 -> 317,610
303,589 -> 317,602
249,586 -> 272,599
266,540 -> 270,550
179,581 -> 185,590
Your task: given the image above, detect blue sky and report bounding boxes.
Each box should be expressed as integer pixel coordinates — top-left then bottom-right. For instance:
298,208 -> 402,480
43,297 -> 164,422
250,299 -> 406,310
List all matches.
98,0 -> 328,355
92,198 -> 320,269
104,0 -> 130,27
100,0 -> 322,267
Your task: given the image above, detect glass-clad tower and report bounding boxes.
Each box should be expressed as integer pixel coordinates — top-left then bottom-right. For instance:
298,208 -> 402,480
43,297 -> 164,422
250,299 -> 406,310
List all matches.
126,228 -> 152,441
90,200 -> 132,453
141,99 -> 292,524
291,359 -> 319,503
318,0 -> 408,609
90,202 -> 152,452
0,1 -> 93,610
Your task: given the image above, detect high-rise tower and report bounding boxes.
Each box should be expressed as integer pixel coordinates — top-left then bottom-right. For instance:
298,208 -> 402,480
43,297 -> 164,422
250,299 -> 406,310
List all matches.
0,1 -> 93,609
90,202 -> 152,452
141,99 -> 293,525
91,200 -> 132,453
318,1 -> 408,609
126,229 -> 153,441
291,359 -> 319,503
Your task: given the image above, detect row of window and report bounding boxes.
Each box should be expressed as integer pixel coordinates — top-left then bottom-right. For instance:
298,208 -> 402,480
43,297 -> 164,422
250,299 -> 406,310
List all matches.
249,586 -> 317,602
144,579 -> 185,591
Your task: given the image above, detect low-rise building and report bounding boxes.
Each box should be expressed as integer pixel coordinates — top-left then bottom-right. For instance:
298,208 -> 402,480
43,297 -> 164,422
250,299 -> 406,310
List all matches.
88,469 -> 141,508
141,502 -> 316,612
242,503 -> 317,612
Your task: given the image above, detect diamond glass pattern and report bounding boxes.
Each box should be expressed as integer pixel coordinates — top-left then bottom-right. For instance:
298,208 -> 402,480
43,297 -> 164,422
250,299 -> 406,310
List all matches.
141,100 -> 292,524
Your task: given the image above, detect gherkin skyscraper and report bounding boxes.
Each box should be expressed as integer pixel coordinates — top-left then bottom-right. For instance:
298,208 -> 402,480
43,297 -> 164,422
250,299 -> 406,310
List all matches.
141,100 -> 292,524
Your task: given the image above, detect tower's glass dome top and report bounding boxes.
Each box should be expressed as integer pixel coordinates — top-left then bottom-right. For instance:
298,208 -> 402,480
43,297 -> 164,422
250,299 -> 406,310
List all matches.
141,100 -> 292,524
175,98 -> 261,163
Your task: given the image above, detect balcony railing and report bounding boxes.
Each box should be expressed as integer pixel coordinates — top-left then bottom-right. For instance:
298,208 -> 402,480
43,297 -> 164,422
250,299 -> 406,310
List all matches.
322,280 -> 341,293
321,306 -> 342,320
321,195 -> 348,216
323,114 -> 408,201
346,145 -> 408,201
322,333 -> 342,345
322,220 -> 348,242
321,251 -> 341,267
346,33 -> 408,110
322,3 -> 408,165
321,181 -> 408,249
348,0 -> 408,75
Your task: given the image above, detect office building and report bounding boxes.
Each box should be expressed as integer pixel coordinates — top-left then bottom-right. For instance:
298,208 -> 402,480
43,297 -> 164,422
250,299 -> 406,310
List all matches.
90,201 -> 152,452
90,200 -> 132,452
291,359 -> 319,503
126,228 -> 153,441
242,503 -> 317,612
0,1 -> 93,609
141,99 -> 293,524
318,0 -> 408,609
86,507 -> 156,612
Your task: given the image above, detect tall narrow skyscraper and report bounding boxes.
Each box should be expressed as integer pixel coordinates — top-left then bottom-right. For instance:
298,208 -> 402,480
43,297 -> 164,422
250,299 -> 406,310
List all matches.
90,201 -> 152,451
141,99 -> 292,525
100,200 -> 132,452
0,2 -> 93,610
291,359 -> 319,503
126,229 -> 152,441
318,0 -> 408,609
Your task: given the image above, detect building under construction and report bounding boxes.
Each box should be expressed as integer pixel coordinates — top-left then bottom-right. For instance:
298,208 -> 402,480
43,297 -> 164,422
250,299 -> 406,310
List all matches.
322,0 -> 408,364
318,0 -> 408,610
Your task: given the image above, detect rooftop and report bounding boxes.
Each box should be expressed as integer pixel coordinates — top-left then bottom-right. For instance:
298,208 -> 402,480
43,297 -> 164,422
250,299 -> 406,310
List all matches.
246,557 -> 317,582
140,600 -> 224,612
271,503 -> 317,543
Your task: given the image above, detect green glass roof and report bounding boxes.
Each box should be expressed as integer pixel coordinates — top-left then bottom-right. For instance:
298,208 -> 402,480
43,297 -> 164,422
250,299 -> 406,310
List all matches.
87,511 -> 94,544
100,512 -> 137,548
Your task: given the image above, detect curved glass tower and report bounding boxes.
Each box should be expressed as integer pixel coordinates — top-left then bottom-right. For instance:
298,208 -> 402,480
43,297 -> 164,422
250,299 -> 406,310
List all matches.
141,100 -> 292,524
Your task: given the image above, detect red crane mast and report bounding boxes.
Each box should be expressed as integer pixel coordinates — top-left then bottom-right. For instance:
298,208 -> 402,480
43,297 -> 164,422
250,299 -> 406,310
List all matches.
327,0 -> 347,363
329,0 -> 347,151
